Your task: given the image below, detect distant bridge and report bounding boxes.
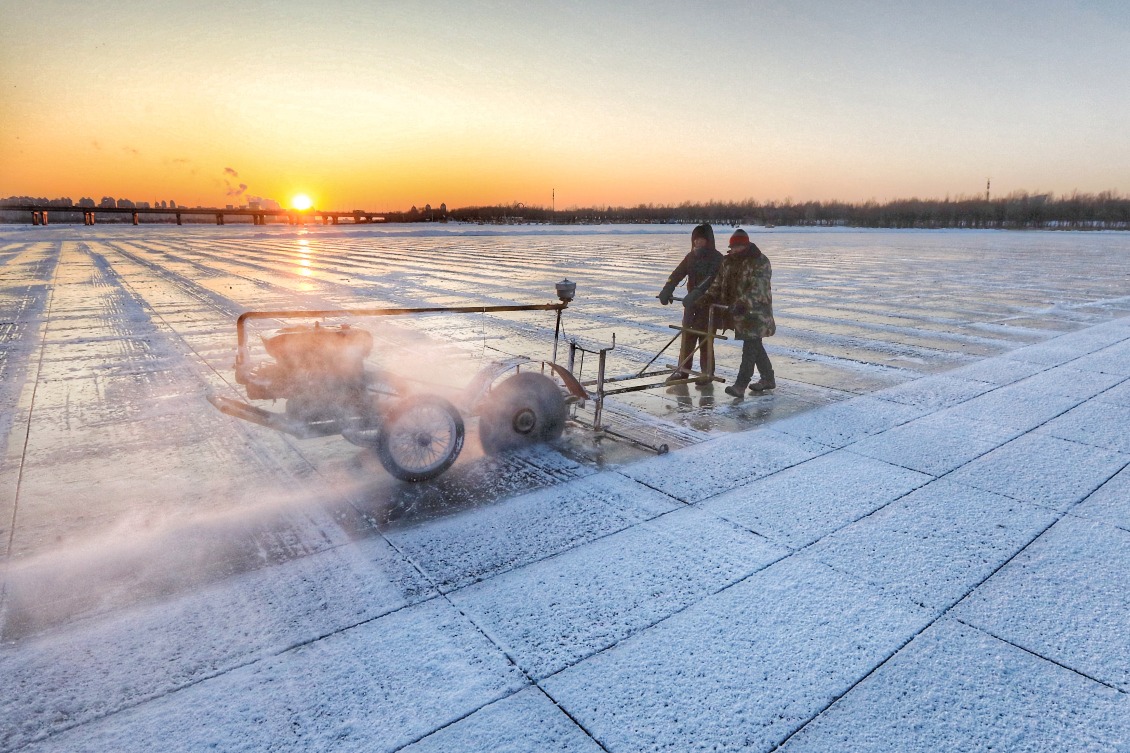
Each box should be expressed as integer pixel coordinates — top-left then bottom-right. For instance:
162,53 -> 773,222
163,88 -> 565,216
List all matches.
5,204 -> 385,226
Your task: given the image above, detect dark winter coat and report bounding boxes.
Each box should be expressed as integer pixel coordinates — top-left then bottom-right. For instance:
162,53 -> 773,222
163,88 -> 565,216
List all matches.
697,243 -> 775,339
661,246 -> 725,329
664,246 -> 724,294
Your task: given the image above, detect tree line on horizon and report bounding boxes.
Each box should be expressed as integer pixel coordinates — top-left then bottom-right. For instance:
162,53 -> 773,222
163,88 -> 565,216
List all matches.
4,190 -> 1129,229
444,191 -> 1130,229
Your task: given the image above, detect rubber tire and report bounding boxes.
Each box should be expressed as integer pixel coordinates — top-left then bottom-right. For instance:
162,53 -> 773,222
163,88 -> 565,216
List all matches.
478,372 -> 567,455
375,395 -> 465,482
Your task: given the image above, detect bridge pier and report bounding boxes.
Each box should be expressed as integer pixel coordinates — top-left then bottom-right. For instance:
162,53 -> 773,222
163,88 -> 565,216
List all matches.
176,213 -> 182,225
215,213 -> 224,225
31,211 -> 39,225
132,212 -> 139,225
332,215 -> 338,225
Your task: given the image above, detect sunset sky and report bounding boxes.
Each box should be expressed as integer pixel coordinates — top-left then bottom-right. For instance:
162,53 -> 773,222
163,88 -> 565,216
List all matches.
1,0 -> 1127,211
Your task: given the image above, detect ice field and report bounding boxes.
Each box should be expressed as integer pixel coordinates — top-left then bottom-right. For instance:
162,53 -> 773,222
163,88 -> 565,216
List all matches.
1,223 -> 1129,751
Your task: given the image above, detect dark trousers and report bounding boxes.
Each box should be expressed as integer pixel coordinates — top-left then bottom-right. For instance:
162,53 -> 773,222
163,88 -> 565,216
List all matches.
735,337 -> 773,388
676,306 -> 715,376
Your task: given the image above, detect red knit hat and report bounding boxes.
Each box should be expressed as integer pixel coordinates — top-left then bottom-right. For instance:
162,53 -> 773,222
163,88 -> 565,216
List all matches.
728,229 -> 750,247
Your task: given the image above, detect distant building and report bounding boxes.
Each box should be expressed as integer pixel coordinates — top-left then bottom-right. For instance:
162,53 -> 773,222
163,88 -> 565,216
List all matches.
78,197 -> 95,208
100,197 -> 116,208
116,198 -> 134,209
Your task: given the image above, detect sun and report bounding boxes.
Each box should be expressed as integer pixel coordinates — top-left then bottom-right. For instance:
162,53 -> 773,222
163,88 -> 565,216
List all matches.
291,194 -> 313,211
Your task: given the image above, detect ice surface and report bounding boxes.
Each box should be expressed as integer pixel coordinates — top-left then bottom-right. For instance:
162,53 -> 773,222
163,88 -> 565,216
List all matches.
945,355 -> 1047,385
942,382 -> 1086,430
946,433 -> 1128,512
10,598 -> 526,753
770,395 -> 927,447
1036,399 -> 1130,454
451,506 -> 786,679
847,411 -> 1023,477
0,537 -> 433,749
808,478 -> 1056,610
1073,464 -> 1130,530
621,428 -> 831,502
778,619 -> 1130,753
699,449 -> 931,548
3,225 -> 1130,752
386,472 -> 679,592
400,687 -> 603,753
953,516 -> 1130,692
541,555 -> 930,753
869,373 -> 997,409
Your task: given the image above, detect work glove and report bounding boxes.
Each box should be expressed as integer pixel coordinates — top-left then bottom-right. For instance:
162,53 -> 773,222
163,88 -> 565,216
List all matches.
658,282 -> 677,306
682,288 -> 703,309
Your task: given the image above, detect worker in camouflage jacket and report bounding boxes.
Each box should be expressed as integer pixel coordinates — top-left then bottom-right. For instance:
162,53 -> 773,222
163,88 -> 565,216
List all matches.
658,223 -> 724,385
684,228 -> 776,397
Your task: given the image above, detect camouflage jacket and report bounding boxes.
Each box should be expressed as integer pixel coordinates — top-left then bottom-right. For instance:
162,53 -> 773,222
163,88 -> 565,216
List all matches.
696,244 -> 775,339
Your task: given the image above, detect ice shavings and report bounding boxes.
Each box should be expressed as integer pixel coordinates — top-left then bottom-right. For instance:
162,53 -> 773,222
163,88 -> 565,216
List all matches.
620,428 -> 831,502
400,687 -> 603,753
699,449 -> 930,549
541,555 -> 930,753
770,395 -> 927,447
847,411 -> 1023,477
807,478 -> 1056,610
8,599 -> 526,753
952,516 -> 1130,692
778,619 -> 1130,753
386,472 -> 679,593
451,507 -> 786,679
0,537 -> 432,750
945,433 -> 1128,512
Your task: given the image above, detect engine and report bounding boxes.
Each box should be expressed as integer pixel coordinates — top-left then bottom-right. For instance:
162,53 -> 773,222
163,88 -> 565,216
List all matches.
246,322 -> 374,425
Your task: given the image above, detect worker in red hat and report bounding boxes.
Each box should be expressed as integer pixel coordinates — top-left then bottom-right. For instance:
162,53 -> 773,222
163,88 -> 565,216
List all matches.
683,228 -> 776,397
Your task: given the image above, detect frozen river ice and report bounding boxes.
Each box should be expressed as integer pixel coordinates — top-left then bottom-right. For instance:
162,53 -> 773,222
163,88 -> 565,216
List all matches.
1,223 -> 1129,751
1,224 -> 1129,620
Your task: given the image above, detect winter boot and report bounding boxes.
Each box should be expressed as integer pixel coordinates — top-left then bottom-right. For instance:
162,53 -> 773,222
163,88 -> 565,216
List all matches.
748,374 -> 776,392
724,384 -> 745,398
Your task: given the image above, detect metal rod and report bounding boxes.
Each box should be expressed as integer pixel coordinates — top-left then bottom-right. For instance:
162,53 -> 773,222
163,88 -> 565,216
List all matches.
602,376 -> 724,395
599,425 -> 670,455
667,325 -> 729,340
635,332 -> 681,377
593,348 -> 607,430
552,307 -> 562,363
235,302 -> 567,373
579,369 -> 672,387
569,417 -> 669,455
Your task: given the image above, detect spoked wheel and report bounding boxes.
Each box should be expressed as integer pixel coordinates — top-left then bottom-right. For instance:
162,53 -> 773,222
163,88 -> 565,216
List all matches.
478,372 -> 567,455
374,395 -> 465,482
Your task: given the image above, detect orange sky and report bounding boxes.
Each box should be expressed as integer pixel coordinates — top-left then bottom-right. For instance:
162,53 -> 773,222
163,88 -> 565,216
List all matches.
2,1 -> 1127,211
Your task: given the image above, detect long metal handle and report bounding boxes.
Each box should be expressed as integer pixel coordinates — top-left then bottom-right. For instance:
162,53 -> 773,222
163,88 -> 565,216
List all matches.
235,301 -> 567,376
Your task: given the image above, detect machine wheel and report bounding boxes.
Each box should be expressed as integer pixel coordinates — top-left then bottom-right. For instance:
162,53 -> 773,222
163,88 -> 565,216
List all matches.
478,372 -> 567,455
375,395 -> 465,482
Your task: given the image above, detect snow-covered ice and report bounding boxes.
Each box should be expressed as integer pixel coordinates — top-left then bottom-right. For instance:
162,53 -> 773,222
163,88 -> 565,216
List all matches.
777,619 -> 1129,753
2,224 -> 1129,751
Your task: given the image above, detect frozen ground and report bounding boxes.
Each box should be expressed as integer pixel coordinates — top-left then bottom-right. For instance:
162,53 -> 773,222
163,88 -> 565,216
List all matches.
1,224 -> 1129,751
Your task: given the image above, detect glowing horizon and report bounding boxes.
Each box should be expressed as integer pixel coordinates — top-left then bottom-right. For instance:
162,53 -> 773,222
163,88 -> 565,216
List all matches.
1,2 -> 1126,211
